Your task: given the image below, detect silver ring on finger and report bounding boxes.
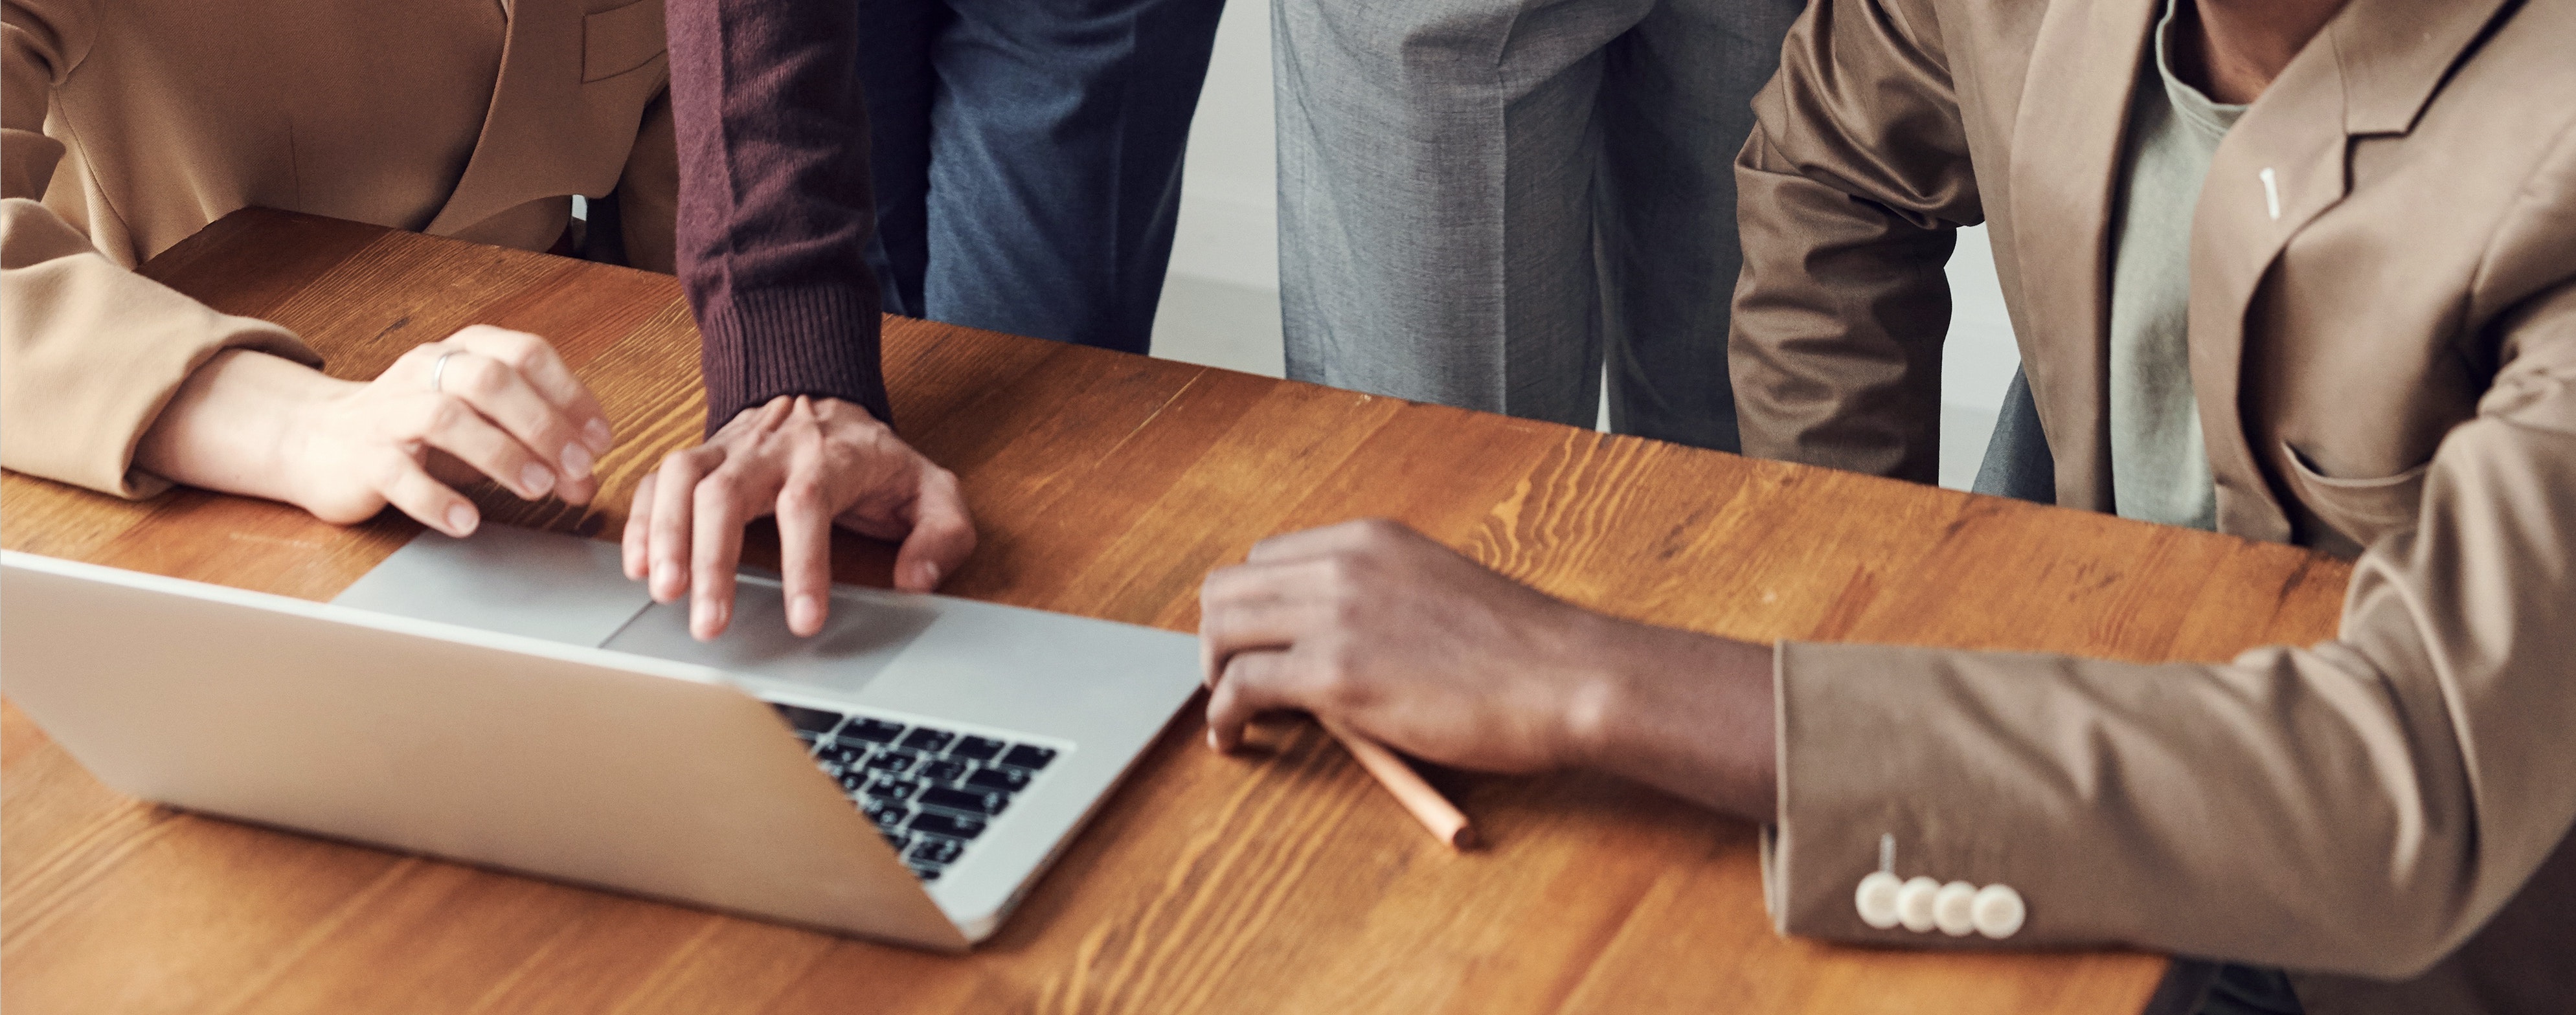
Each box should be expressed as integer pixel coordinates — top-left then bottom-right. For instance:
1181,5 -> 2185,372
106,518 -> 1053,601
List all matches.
429,350 -> 459,394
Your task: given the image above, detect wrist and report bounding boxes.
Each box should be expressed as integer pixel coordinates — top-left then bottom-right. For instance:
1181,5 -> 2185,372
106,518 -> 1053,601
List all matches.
137,350 -> 360,508
1563,618 -> 1780,822
266,370 -> 365,512
1554,612 -> 1635,772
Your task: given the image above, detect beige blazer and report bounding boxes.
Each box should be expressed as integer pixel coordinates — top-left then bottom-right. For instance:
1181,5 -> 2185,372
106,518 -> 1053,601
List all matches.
1730,0 -> 2576,1010
1,0 -> 675,497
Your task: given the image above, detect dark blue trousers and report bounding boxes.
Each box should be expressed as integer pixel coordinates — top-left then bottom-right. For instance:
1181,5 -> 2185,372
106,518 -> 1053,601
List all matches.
855,0 -> 1226,353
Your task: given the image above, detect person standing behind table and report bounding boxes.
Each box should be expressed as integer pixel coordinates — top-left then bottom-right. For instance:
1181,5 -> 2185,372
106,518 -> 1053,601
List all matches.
854,0 -> 1226,353
627,0 -> 1234,644
1199,0 -> 2576,1012
1271,0 -> 1805,451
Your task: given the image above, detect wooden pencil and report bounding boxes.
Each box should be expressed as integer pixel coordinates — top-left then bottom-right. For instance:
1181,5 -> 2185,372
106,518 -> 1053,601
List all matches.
1319,719 -> 1476,849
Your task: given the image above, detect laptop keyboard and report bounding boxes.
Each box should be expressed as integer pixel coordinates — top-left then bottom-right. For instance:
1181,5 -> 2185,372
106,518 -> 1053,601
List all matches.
768,702 -> 1061,883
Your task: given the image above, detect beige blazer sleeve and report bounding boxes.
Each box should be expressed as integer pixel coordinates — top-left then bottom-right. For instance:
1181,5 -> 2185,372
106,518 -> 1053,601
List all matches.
1770,279 -> 2576,979
1727,0 -> 1979,485
2,0 -> 318,498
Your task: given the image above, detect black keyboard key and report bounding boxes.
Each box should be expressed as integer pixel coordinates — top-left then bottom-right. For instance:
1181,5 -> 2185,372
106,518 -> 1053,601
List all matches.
908,837 -> 964,866
818,742 -> 870,768
900,727 -> 957,753
835,769 -> 870,794
909,865 -> 942,882
918,785 -> 1010,817
862,798 -> 910,831
772,704 -> 843,735
864,749 -> 921,774
837,718 -> 908,744
907,810 -> 987,840
864,776 -> 923,801
965,766 -> 1031,793
947,736 -> 1006,763
1000,744 -> 1058,771
917,759 -> 969,784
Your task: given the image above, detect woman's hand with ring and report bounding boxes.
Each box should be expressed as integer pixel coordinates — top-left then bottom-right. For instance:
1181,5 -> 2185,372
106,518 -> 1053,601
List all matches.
138,326 -> 616,536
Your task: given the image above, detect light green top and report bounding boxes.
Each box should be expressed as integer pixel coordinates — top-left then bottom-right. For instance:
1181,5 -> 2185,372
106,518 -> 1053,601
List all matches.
2104,0 -> 2245,530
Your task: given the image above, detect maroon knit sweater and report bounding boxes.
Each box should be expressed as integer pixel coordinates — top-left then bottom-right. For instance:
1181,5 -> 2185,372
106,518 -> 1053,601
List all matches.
665,0 -> 892,430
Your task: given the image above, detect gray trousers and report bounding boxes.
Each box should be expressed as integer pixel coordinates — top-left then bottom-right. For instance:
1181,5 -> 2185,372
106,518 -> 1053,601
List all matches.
1273,0 -> 1805,451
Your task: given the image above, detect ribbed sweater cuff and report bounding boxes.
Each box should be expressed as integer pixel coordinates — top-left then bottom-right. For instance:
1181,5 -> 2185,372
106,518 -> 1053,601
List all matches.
697,285 -> 890,432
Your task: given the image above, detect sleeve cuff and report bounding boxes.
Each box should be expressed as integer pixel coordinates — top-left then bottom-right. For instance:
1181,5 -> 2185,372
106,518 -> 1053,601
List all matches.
695,284 -> 891,432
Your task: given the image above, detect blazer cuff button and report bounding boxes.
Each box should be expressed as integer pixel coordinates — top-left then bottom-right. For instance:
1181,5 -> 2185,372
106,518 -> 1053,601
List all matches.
1972,884 -> 2026,940
1933,880 -> 1978,936
1895,876 -> 1941,933
1856,871 -> 1904,929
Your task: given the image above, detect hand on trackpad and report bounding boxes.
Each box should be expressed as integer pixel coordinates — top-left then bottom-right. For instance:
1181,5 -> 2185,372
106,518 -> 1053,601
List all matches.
601,580 -> 937,695
335,526 -> 935,696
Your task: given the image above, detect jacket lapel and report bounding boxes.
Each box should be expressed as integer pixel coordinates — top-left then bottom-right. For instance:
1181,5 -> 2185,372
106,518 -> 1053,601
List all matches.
2004,0 -> 2158,513
427,0 -> 592,237
2184,0 -> 2511,542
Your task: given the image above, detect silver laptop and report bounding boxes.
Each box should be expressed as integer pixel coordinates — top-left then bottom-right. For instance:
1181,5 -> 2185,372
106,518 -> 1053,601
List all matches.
0,525 -> 1201,949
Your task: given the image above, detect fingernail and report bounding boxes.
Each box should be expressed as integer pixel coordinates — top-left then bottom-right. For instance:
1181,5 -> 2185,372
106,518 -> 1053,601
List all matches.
789,594 -> 822,634
519,463 -> 556,497
916,562 -> 942,588
447,505 -> 479,536
560,442 -> 593,478
1205,728 -> 1221,750
584,418 -> 615,452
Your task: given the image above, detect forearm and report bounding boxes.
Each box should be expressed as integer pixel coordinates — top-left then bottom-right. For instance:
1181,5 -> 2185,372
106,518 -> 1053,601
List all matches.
132,349 -> 351,507
664,0 -> 890,429
1,199 -> 322,496
1566,618 -> 1779,823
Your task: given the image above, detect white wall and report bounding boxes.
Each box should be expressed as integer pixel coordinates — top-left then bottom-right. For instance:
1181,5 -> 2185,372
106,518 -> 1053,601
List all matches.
1168,3 -> 1278,294
1153,1 -> 2021,489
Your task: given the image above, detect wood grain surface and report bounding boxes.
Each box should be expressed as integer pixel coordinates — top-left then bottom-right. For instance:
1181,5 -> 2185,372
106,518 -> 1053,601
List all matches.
0,210 -> 2355,1014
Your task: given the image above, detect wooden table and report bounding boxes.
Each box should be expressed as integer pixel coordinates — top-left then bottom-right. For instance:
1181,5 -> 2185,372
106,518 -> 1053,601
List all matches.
1,210 -> 2354,1014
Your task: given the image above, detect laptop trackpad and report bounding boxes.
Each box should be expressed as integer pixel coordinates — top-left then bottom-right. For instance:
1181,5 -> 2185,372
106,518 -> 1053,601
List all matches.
332,527 -> 653,647
600,580 -> 936,696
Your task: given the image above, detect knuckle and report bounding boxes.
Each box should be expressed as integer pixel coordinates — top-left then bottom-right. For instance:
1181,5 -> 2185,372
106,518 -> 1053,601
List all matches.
422,394 -> 469,432
695,470 -> 741,503
1309,650 -> 1356,696
493,329 -> 545,360
1319,555 -> 1360,594
453,356 -> 504,396
776,477 -> 827,515
1314,651 -> 1376,708
1221,652 -> 1266,689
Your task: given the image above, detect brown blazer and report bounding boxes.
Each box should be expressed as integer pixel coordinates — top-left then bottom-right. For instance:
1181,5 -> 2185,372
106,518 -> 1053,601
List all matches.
1731,0 -> 2576,1010
0,0 -> 675,498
